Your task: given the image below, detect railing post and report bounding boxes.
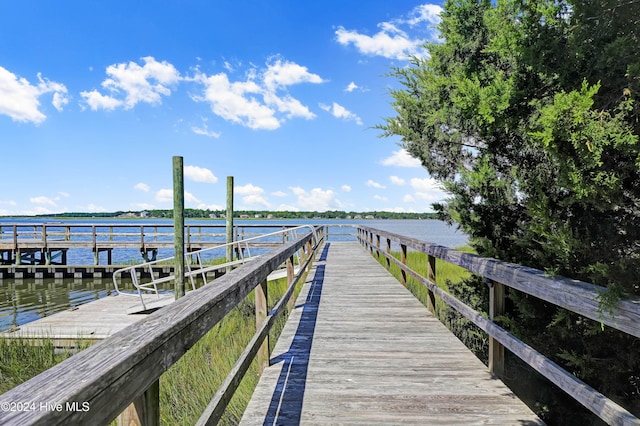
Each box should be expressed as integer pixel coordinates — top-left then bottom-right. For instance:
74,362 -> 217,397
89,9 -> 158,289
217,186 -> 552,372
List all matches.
13,225 -> 20,265
117,380 -> 160,426
286,256 -> 295,312
488,279 -> 505,377
226,176 -> 234,268
385,238 -> 391,269
42,224 -> 50,265
173,156 -> 185,299
426,255 -> 437,314
400,244 -> 407,286
375,234 -> 381,260
255,278 -> 269,374
92,225 -> 98,265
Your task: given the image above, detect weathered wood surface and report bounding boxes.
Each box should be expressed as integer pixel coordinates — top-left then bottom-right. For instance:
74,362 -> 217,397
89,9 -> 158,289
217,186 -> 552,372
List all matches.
240,242 -> 542,425
1,293 -> 174,341
359,226 -> 640,339
0,233 -> 314,425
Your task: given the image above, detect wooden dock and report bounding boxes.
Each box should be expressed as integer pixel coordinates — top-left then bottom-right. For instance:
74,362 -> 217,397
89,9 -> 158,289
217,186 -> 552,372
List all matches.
240,242 -> 543,425
1,293 -> 174,345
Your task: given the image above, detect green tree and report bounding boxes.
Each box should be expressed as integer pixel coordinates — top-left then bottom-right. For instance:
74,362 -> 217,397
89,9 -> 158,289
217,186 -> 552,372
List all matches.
379,0 -> 640,422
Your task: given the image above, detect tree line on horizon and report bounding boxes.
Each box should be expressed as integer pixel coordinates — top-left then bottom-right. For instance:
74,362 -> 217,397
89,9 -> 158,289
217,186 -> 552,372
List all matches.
30,209 -> 438,220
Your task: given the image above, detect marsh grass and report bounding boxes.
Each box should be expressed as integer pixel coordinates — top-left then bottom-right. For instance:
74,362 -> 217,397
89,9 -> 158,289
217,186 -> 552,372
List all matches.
0,337 -> 89,395
0,271 -> 301,425
160,275 -> 294,425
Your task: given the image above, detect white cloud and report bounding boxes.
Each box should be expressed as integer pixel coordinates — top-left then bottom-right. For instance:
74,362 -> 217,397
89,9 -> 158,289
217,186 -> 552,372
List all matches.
341,185 -> 352,192
382,149 -> 422,168
275,204 -> 299,212
262,58 -> 324,91
156,189 -> 173,202
81,56 -> 180,110
263,91 -> 315,120
288,186 -> 343,211
405,4 -> 443,26
80,90 -> 122,111
155,189 -> 200,203
390,175 -> 405,185
235,183 -> 264,196
366,179 -> 386,189
271,191 -> 287,197
192,123 -> 221,138
403,194 -> 416,203
382,206 -> 410,213
410,177 -> 441,192
335,4 -> 441,60
0,67 -> 68,124
135,182 -> 151,192
335,23 -> 424,60
197,203 -> 225,210
193,57 -> 324,130
185,192 -> 200,203
52,92 -> 69,111
374,195 -> 388,201
30,196 -> 56,206
410,177 -> 446,203
185,165 -> 218,183
86,203 -> 107,213
195,72 -> 279,130
241,194 -> 271,208
319,102 -> 362,125
345,82 -> 359,92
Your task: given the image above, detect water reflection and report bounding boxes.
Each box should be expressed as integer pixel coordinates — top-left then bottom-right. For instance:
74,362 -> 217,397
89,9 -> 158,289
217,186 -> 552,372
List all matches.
0,278 -> 151,332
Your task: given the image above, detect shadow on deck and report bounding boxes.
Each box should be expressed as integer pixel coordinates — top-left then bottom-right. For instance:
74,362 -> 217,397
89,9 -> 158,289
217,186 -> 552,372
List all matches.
262,243 -> 328,424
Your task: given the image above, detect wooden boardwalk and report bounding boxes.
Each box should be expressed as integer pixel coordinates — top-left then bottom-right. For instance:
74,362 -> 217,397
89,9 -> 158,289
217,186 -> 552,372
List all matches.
1,293 -> 174,344
240,242 -> 543,425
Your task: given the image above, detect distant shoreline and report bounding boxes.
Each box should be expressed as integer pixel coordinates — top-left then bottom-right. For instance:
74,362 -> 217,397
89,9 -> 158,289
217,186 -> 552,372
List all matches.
1,209 -> 438,221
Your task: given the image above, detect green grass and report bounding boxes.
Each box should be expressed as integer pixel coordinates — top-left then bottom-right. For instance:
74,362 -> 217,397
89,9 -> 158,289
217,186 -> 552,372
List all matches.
162,273 -> 299,425
377,246 -> 474,314
0,337 -> 89,394
0,272 -> 300,425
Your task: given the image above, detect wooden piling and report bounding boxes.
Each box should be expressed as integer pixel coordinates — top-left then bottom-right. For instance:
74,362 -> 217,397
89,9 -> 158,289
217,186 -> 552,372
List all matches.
173,156 -> 185,299
226,176 -> 234,267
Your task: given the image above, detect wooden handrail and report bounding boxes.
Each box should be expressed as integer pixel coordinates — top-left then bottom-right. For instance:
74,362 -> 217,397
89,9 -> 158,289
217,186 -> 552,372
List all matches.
0,228 -> 319,425
357,225 -> 640,425
358,226 -> 640,338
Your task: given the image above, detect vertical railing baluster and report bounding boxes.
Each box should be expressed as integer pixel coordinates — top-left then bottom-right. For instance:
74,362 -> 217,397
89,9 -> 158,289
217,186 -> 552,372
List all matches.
400,243 -> 407,286
92,225 -> 98,265
426,254 -> 437,314
255,278 -> 269,374
286,256 -> 295,312
488,279 -> 505,377
385,238 -> 391,269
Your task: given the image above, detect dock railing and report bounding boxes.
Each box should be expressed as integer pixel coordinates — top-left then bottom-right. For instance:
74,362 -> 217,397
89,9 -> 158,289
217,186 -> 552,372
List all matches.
111,225 -> 317,311
0,226 -> 323,425
357,225 -> 640,425
0,222 -> 302,265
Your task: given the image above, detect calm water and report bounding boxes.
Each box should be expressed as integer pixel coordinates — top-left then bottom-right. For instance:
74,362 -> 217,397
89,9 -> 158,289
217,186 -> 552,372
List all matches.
0,219 -> 467,332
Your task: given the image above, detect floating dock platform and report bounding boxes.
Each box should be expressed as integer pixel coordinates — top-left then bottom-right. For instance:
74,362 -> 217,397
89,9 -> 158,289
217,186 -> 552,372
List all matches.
1,293 -> 174,346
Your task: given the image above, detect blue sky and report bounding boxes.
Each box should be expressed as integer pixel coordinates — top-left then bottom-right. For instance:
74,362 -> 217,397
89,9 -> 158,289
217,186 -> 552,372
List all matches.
0,1 -> 446,216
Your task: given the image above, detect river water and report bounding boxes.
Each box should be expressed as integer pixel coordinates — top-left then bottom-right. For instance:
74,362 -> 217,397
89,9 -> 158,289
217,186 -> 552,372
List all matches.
0,219 -> 467,332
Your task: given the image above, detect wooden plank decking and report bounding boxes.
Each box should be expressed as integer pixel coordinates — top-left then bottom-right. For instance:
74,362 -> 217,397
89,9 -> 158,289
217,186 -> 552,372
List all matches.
1,293 -> 174,343
240,241 -> 543,425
